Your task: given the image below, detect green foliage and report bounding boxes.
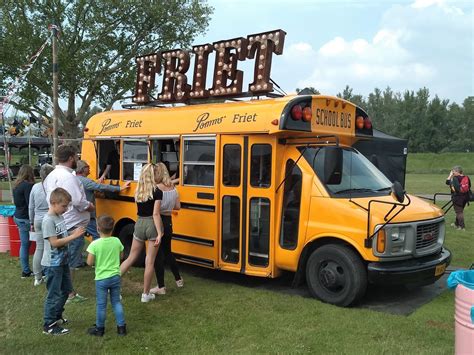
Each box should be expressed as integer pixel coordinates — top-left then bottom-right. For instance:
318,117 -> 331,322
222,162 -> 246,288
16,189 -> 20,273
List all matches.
363,88 -> 473,153
407,152 -> 474,175
1,0 -> 213,137
302,84 -> 472,153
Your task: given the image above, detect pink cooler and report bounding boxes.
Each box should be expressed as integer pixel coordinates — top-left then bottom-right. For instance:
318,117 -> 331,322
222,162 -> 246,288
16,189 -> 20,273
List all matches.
0,216 -> 9,252
455,284 -> 474,354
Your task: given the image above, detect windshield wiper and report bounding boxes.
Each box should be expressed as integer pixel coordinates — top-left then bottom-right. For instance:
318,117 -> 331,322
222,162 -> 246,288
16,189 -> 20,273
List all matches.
375,187 -> 392,192
334,188 -> 375,194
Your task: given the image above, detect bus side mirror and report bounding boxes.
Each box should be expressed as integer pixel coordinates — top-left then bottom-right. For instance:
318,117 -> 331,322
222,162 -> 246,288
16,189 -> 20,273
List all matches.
391,181 -> 405,203
324,147 -> 342,184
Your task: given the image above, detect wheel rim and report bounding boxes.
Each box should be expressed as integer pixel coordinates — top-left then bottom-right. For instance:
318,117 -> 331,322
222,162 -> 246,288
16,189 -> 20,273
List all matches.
318,260 -> 347,293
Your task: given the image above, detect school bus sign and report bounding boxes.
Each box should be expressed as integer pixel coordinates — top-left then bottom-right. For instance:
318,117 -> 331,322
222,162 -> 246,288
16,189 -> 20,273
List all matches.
133,29 -> 286,104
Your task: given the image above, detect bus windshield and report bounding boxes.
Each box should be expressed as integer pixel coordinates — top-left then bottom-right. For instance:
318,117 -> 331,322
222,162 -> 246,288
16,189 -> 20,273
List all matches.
300,146 -> 393,197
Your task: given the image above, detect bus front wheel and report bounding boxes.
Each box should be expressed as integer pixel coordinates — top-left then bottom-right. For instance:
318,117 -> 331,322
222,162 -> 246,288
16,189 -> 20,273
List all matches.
306,244 -> 367,307
118,223 -> 145,267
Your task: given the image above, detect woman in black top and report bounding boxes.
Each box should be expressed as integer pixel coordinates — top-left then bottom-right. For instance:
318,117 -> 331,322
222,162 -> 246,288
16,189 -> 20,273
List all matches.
120,163 -> 164,303
13,164 -> 35,277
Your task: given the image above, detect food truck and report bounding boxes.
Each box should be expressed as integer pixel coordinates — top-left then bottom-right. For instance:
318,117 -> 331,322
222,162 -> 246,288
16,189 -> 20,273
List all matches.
80,29 -> 450,306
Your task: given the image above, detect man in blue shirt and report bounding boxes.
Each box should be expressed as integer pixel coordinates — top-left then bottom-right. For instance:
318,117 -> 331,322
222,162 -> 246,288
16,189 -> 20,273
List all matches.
76,160 -> 130,240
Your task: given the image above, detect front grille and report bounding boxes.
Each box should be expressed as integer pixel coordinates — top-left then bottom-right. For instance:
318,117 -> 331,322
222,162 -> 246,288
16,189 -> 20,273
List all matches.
416,222 -> 440,250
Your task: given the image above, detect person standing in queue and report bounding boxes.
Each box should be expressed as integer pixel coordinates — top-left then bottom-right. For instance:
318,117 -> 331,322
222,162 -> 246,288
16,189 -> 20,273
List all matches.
44,144 -> 94,303
13,164 -> 35,278
151,162 -> 183,295
120,163 -> 164,303
76,160 -> 130,240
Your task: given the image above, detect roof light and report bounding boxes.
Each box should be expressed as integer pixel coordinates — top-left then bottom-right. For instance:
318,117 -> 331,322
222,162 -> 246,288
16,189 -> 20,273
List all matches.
291,105 -> 303,120
302,107 -> 312,122
364,117 -> 372,130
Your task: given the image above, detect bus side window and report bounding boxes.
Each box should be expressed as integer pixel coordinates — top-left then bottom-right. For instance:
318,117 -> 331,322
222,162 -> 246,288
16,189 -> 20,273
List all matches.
122,140 -> 148,180
250,144 -> 272,188
97,140 -> 120,180
151,139 -> 180,178
280,160 -> 302,250
223,144 -> 241,187
182,137 -> 215,187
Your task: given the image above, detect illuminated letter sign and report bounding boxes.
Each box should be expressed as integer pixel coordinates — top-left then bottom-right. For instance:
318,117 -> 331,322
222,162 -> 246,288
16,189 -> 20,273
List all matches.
159,50 -> 191,102
246,29 -> 285,94
133,29 -> 286,104
133,53 -> 160,103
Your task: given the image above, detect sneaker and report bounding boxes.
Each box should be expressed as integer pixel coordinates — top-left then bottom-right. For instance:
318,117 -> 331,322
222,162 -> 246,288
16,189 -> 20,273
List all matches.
451,223 -> 458,228
43,324 -> 70,336
57,317 -> 68,325
176,279 -> 184,288
456,227 -> 466,231
117,324 -> 127,336
141,293 -> 155,303
150,286 -> 166,295
34,275 -> 47,286
21,271 -> 33,279
66,293 -> 88,304
87,325 -> 105,337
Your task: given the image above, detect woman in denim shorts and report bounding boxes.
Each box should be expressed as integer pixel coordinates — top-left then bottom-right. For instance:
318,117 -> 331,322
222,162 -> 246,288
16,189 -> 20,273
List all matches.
120,163 -> 164,302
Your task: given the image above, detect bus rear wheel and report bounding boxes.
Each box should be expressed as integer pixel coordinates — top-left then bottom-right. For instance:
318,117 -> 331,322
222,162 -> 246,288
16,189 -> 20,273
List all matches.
305,244 -> 367,307
118,223 -> 145,267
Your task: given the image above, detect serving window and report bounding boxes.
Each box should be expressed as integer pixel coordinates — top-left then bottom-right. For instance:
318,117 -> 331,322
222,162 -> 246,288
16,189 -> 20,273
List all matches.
97,140 -> 120,180
122,140 -> 148,180
182,137 -> 215,187
151,138 -> 180,178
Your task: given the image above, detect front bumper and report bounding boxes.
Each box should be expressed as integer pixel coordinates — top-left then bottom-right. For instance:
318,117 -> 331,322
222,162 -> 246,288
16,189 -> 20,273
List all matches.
367,248 -> 451,286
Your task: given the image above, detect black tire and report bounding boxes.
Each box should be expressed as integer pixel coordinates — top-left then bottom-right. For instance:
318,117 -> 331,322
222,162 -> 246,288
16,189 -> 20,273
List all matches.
118,223 -> 145,267
305,244 -> 367,307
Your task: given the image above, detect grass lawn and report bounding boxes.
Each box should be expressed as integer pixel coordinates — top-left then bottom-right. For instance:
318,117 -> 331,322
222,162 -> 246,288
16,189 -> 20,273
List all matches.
1,155 -> 473,353
0,199 -> 472,353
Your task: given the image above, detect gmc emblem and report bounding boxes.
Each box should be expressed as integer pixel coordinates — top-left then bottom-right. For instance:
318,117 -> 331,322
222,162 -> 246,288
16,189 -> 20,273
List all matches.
422,233 -> 435,241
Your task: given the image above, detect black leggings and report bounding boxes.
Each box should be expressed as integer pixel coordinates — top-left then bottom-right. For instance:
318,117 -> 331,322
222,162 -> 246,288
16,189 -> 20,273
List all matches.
154,215 -> 181,288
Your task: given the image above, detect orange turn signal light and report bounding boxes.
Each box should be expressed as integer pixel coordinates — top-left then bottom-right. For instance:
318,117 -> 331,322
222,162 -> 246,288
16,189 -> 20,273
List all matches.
376,229 -> 386,253
356,116 -> 364,129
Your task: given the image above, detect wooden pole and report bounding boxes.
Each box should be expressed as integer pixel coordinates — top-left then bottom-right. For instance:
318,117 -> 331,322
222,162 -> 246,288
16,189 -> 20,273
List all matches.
51,25 -> 59,165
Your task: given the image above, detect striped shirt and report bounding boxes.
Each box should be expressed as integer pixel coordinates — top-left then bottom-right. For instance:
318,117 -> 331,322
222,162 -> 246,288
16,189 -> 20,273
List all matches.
160,188 -> 178,214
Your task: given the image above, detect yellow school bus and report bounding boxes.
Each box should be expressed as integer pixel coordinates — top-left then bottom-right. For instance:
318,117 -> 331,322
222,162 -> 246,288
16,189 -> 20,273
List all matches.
81,94 -> 450,306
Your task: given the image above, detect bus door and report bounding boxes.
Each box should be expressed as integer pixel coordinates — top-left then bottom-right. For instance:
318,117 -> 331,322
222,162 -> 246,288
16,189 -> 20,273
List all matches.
219,135 -> 274,277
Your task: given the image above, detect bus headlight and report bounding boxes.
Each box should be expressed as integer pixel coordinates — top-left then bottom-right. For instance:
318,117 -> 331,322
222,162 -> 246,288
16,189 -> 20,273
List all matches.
387,227 -> 406,242
374,225 -> 411,256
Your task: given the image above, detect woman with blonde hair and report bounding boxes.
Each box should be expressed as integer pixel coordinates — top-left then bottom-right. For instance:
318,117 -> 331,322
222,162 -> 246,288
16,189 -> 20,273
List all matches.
151,162 -> 182,295
13,164 -> 36,278
120,163 -> 164,302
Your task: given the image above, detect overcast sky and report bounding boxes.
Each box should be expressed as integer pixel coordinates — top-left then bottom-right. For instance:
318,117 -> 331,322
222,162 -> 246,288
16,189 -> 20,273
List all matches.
193,0 -> 473,104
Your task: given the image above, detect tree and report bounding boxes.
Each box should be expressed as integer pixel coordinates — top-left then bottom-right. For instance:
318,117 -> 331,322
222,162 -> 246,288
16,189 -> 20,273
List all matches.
337,85 -> 365,108
296,87 -> 320,95
1,1 -> 213,138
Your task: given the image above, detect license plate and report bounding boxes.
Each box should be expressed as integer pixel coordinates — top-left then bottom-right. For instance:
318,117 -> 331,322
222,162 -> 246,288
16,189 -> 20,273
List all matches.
435,263 -> 446,276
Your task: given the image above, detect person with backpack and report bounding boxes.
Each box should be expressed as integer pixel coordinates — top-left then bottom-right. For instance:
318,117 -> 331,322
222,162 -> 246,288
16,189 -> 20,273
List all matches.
446,166 -> 471,231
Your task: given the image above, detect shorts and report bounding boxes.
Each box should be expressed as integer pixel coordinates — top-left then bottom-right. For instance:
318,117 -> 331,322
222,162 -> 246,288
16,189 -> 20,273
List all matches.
134,216 -> 157,242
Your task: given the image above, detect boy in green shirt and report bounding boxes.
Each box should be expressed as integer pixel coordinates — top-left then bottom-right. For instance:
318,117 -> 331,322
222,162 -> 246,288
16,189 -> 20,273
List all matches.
86,215 -> 126,336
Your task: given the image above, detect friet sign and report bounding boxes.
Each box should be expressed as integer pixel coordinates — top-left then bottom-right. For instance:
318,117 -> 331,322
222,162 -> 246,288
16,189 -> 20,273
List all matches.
133,29 -> 286,104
